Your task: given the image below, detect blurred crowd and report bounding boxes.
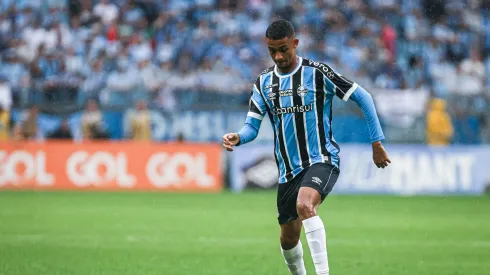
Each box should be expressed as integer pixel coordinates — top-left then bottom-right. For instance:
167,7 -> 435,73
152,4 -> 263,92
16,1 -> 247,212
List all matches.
0,0 -> 490,144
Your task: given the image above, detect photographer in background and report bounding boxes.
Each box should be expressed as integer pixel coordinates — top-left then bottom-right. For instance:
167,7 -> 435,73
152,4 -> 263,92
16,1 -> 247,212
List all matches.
0,75 -> 12,140
48,118 -> 73,140
13,105 -> 39,141
129,100 -> 151,142
81,99 -> 108,140
0,106 -> 9,141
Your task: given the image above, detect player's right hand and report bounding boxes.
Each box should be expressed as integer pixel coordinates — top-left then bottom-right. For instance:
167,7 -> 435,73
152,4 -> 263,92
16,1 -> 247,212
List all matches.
222,133 -> 240,152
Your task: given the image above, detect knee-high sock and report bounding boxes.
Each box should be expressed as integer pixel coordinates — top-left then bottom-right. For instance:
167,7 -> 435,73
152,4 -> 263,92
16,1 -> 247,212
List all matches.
281,240 -> 307,275
303,216 -> 329,275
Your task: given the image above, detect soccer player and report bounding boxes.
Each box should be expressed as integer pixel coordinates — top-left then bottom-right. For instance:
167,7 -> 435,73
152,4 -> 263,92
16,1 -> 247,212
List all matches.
222,19 -> 391,275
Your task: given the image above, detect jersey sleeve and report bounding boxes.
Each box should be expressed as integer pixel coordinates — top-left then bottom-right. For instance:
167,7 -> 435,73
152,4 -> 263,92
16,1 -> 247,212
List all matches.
316,62 -> 384,142
349,85 -> 385,143
321,65 -> 359,102
247,83 -> 267,123
237,82 -> 268,146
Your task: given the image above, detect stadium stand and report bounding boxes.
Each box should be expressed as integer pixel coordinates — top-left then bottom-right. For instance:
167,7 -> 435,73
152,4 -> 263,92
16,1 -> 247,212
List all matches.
0,0 -> 489,143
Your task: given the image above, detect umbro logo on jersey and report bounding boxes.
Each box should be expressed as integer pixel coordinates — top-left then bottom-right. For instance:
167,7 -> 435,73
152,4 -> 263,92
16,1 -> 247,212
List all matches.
264,83 -> 279,90
312,177 -> 322,185
268,92 -> 277,100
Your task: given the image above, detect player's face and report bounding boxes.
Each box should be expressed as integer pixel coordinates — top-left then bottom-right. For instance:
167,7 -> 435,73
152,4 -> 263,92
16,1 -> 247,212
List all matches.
266,36 -> 299,71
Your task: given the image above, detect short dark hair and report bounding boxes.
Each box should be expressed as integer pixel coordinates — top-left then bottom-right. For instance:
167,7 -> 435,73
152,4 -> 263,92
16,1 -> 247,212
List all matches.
265,19 -> 295,40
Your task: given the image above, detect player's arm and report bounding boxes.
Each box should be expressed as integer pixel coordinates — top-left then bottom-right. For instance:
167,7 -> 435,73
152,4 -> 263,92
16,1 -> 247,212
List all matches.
222,83 -> 267,151
322,67 -> 391,168
348,86 -> 391,168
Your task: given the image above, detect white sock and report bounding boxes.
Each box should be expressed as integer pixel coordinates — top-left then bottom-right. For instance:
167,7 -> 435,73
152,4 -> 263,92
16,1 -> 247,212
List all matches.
303,216 -> 329,275
281,240 -> 307,275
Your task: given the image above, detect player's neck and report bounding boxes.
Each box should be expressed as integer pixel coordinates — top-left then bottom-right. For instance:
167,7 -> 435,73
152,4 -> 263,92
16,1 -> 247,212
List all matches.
277,56 -> 299,75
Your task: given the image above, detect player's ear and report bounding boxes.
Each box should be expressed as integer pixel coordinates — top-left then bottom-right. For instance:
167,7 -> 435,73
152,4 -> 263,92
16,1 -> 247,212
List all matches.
292,37 -> 299,49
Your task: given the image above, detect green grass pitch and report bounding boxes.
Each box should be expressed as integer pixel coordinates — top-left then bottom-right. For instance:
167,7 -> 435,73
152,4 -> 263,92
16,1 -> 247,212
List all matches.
0,191 -> 489,275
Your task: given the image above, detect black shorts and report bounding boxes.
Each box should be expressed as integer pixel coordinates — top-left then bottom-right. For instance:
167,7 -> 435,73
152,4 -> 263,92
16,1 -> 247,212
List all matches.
277,163 -> 340,225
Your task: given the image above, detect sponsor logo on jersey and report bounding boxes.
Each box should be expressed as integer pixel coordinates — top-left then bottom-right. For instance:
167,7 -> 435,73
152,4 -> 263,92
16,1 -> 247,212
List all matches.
308,60 -> 331,74
279,89 -> 293,97
264,83 -> 278,90
273,103 -> 313,115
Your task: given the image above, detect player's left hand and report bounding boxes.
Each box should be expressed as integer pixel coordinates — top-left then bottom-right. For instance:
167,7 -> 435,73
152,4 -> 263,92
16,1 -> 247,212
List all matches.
372,141 -> 391,169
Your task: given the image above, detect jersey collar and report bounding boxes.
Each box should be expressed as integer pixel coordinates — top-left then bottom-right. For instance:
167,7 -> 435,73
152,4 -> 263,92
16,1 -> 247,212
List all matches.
274,56 -> 303,78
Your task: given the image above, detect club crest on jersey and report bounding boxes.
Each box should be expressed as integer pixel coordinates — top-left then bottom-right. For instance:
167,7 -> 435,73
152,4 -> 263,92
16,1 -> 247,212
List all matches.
297,85 -> 308,97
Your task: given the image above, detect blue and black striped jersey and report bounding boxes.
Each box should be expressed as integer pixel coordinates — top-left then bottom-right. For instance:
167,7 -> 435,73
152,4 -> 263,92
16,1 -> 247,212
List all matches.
238,56 -> 384,184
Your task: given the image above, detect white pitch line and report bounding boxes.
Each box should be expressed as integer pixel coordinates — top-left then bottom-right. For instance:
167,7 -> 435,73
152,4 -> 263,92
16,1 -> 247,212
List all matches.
1,234 -> 489,249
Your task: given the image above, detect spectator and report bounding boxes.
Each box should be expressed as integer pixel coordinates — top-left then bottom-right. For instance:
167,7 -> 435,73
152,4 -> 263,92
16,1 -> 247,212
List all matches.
426,98 -> 454,145
374,61 -> 405,89
65,47 -> 86,76
21,18 -> 46,55
458,49 -> 485,95
381,21 -> 397,61
93,0 -> 119,26
340,38 -> 366,73
164,55 -> 199,92
106,58 -> 140,93
481,110 -> 490,144
43,21 -> 73,51
433,17 -> 455,43
429,55 -> 457,98
82,60 -> 107,101
137,57 -> 161,94
155,60 -> 177,111
129,33 -> 153,62
404,9 -> 430,41
0,50 -> 28,90
43,63 -> 81,103
37,48 -> 62,78
197,58 -> 220,92
14,38 -> 36,63
405,55 -> 426,89
0,76 -> 12,112
104,58 -> 141,105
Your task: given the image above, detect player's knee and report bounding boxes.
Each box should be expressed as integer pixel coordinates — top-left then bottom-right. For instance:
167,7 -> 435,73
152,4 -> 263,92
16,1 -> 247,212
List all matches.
296,202 -> 317,219
280,234 -> 300,250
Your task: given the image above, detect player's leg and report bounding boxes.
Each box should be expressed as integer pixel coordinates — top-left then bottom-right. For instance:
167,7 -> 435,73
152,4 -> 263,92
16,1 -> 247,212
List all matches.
297,187 -> 328,274
280,219 -> 306,275
296,163 -> 340,275
277,175 -> 307,275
